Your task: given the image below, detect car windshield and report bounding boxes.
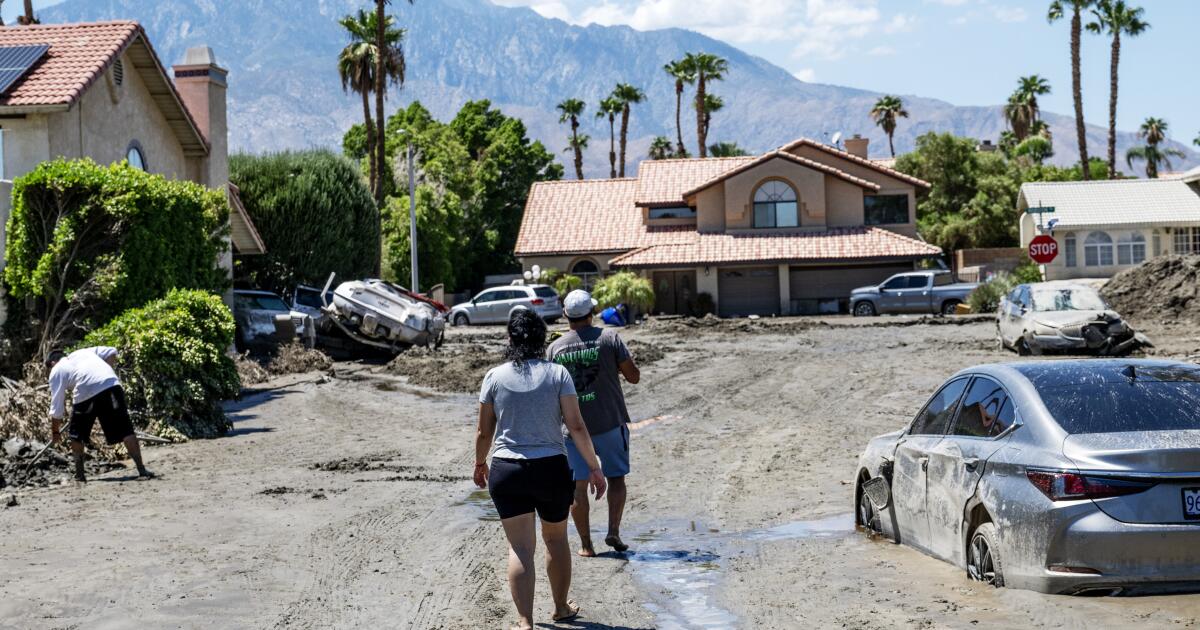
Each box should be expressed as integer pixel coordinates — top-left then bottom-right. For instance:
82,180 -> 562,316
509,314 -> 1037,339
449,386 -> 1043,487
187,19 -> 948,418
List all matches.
1030,287 -> 1107,312
1039,375 -> 1200,434
237,294 -> 290,312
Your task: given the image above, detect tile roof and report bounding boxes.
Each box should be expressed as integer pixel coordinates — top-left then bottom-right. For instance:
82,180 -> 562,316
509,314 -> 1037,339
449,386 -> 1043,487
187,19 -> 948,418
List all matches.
1019,179 -> 1200,228
634,156 -> 755,206
780,138 -> 931,189
680,150 -> 881,198
608,227 -> 941,267
0,21 -> 138,107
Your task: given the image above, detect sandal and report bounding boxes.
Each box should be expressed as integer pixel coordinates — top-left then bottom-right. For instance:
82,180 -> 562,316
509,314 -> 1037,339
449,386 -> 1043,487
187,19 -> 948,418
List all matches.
552,600 -> 581,623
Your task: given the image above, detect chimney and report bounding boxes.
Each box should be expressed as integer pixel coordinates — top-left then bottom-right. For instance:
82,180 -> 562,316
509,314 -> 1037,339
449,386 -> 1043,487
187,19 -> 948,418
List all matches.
844,134 -> 869,159
172,46 -> 228,189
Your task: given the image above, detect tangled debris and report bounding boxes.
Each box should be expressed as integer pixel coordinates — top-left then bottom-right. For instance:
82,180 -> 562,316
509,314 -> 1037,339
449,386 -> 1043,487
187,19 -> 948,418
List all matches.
1103,255 -> 1200,324
236,342 -> 334,386
0,438 -> 125,489
386,345 -> 501,393
312,451 -> 408,473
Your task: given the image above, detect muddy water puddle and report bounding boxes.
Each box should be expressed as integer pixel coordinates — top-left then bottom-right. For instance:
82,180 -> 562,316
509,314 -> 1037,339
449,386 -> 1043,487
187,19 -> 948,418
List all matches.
455,489 -> 500,521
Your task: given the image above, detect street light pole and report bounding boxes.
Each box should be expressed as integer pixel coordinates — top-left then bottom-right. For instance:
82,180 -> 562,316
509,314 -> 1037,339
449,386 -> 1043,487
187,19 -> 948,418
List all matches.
406,139 -> 419,293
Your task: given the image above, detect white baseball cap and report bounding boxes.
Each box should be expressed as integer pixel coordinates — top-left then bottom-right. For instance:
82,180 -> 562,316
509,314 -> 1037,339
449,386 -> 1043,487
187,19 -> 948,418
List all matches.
563,290 -> 598,318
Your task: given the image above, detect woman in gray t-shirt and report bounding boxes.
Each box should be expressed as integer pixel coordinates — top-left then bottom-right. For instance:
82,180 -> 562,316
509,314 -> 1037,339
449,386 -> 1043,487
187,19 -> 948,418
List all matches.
473,309 -> 606,629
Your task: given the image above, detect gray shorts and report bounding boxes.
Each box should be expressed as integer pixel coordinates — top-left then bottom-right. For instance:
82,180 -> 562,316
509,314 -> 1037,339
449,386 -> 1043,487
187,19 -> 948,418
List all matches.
565,424 -> 629,481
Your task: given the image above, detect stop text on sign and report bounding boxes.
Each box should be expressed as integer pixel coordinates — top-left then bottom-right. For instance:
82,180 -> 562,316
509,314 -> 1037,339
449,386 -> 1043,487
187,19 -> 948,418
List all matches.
1029,235 -> 1058,264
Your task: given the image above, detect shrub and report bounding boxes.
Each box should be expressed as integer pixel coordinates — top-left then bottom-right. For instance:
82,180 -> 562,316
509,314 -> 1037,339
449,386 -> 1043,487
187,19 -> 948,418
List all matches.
3,159 -> 228,363
1011,260 -> 1043,284
554,274 -> 582,296
690,292 -> 716,316
230,150 -> 379,294
592,272 -> 655,313
82,290 -> 240,441
968,272 -> 1016,314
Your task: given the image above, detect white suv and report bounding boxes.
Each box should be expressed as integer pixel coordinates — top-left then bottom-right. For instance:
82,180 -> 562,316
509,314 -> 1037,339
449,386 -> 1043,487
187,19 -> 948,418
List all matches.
449,285 -> 562,326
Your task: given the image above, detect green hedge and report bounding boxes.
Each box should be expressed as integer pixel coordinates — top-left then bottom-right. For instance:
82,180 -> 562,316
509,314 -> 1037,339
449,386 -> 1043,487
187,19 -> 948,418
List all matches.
83,290 -> 240,440
230,150 -> 379,293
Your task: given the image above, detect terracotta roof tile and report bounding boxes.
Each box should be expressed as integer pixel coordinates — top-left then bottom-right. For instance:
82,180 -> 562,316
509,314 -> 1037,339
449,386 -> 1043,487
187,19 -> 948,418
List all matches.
0,21 -> 140,107
608,227 -> 941,267
680,150 -> 881,197
634,156 -> 755,206
781,138 -> 931,189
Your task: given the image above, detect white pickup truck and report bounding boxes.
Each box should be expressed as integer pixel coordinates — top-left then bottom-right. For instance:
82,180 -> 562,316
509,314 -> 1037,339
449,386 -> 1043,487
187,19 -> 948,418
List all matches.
849,270 -> 978,316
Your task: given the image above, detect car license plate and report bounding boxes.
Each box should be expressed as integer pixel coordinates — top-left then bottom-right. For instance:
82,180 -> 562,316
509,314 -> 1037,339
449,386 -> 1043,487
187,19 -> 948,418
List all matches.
1183,488 -> 1200,520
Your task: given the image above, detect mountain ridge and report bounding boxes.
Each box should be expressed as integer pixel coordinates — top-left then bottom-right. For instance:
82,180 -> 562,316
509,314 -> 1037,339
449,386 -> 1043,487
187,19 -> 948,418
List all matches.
41,0 -> 1197,177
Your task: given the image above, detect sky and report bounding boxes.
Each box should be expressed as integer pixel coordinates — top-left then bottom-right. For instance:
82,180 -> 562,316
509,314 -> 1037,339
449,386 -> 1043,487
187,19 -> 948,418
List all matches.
16,0 -> 1197,141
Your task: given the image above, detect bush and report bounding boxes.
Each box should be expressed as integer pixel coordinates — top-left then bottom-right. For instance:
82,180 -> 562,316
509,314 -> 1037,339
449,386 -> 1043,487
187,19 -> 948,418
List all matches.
592,272 -> 654,313
968,273 -> 1016,314
1011,260 -> 1043,284
230,150 -> 379,294
3,159 -> 228,363
82,290 -> 240,441
690,292 -> 716,316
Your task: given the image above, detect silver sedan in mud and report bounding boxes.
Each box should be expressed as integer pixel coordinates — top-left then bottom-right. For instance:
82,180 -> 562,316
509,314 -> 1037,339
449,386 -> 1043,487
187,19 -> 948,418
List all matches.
854,359 -> 1200,595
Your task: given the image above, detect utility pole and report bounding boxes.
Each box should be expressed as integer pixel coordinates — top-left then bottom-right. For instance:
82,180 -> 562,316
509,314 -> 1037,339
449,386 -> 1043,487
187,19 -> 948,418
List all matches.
407,140 -> 419,293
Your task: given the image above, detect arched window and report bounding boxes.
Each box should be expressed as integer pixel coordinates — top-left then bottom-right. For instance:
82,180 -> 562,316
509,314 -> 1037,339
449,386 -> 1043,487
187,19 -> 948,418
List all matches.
1117,232 -> 1146,265
571,259 -> 600,289
1083,231 -> 1113,267
752,180 -> 798,228
126,141 -> 146,171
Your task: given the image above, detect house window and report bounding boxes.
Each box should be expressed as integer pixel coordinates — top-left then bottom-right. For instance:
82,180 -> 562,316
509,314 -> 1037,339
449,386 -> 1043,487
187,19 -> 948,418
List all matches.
571,259 -> 600,290
752,180 -> 798,228
126,141 -> 146,171
864,194 -> 909,225
1174,227 -> 1200,255
1064,233 -> 1076,267
1153,230 -> 1162,257
1116,232 -> 1146,266
648,206 -> 696,219
1083,231 -> 1113,266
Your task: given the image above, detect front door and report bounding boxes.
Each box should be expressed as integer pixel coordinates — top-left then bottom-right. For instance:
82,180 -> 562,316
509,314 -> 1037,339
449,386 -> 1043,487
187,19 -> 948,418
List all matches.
877,275 -> 908,312
653,270 -> 697,315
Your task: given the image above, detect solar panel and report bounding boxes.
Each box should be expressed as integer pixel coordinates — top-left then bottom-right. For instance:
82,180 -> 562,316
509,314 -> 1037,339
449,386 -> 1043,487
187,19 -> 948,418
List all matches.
0,43 -> 49,96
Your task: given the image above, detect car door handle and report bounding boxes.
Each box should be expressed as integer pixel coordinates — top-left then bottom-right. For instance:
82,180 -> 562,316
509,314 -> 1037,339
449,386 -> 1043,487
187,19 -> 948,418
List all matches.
963,458 -> 980,472
918,456 -> 929,472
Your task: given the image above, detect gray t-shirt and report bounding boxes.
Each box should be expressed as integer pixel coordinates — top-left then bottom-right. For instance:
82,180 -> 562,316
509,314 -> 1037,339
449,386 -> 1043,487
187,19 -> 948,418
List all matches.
479,359 -> 577,460
547,326 -> 632,436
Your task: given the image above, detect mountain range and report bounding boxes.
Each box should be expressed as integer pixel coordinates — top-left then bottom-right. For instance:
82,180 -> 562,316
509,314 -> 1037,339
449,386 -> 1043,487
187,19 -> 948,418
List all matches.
43,0 -> 1198,177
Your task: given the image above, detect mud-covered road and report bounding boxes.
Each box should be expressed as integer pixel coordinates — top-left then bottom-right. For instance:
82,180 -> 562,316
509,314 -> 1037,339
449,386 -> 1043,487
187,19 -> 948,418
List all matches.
5,316 -> 1200,629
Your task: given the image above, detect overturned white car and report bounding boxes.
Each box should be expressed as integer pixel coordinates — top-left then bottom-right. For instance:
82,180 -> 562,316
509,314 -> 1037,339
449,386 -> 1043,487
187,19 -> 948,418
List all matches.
321,275 -> 447,350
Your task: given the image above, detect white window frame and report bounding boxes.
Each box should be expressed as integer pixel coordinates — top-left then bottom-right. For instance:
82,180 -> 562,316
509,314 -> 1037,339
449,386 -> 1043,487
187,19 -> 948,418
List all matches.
1064,233 -> 1076,268
1116,232 -> 1146,266
1083,231 -> 1113,267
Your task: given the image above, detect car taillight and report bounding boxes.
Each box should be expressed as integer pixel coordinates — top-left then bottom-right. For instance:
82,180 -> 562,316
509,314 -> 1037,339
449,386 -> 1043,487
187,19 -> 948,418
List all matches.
530,298 -> 545,306
1026,469 -> 1156,501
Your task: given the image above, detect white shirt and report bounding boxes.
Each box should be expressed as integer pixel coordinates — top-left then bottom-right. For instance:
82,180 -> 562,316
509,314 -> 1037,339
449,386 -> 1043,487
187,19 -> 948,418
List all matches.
48,347 -> 120,419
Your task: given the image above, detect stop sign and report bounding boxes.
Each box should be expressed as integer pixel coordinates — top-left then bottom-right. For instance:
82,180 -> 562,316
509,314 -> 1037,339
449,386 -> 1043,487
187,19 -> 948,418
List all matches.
1029,234 -> 1058,264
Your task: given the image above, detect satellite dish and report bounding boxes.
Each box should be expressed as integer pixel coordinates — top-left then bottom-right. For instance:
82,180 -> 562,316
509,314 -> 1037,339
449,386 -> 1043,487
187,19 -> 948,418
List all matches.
831,131 -> 843,147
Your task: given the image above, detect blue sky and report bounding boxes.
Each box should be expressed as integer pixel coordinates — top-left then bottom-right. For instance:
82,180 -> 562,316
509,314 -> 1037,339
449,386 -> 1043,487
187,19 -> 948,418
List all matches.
19,0 -> 1197,141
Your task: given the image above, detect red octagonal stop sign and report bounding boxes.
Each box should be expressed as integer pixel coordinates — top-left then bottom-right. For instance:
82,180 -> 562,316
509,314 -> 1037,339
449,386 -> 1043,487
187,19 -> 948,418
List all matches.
1029,234 -> 1058,264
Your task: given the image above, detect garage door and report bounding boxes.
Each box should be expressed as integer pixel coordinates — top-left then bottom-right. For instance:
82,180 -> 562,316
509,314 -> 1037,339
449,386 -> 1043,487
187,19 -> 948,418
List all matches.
789,263 -> 913,314
718,267 -> 780,317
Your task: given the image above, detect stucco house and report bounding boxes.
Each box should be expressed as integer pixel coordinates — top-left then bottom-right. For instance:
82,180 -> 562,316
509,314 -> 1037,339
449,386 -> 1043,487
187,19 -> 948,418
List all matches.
1018,169 -> 1200,281
0,21 -> 264,322
516,136 -> 941,316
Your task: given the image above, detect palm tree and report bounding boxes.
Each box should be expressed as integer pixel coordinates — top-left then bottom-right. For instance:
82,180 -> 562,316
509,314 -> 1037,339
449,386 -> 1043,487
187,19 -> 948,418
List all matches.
1087,0 -> 1149,179
557,98 -> 587,180
870,95 -> 909,157
1004,92 -> 1033,141
702,93 -> 723,144
595,97 -> 621,178
664,59 -> 696,157
1048,0 -> 1097,180
1018,75 -> 1052,120
611,83 -> 645,178
373,0 -> 413,204
1030,119 -> 1053,141
1125,117 -> 1183,178
708,142 -> 749,157
684,52 -> 729,158
648,136 -> 674,160
338,10 -> 380,195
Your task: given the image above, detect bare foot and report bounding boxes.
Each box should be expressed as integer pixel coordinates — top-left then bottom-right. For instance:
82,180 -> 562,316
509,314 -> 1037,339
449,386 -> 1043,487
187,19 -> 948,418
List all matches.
577,540 -> 596,557
553,600 -> 581,622
605,534 -> 629,552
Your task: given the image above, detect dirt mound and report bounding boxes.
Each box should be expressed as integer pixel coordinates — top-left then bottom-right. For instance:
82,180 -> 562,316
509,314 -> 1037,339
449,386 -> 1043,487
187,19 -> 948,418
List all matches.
236,342 -> 334,386
626,339 -> 669,365
386,344 -> 502,393
1103,255 -> 1200,324
644,314 -> 824,336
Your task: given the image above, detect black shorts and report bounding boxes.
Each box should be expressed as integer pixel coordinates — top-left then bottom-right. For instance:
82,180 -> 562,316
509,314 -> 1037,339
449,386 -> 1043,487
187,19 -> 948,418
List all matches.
69,386 -> 135,445
488,455 -> 575,522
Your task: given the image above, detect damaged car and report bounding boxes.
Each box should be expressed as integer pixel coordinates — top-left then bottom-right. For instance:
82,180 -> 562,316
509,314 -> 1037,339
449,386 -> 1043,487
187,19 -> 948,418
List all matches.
320,275 -> 447,351
233,289 -> 312,351
997,281 -> 1148,356
855,360 -> 1200,595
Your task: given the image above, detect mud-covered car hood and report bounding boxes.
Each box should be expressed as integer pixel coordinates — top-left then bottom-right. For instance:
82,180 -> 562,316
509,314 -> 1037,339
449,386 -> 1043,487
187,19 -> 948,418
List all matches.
1030,309 -> 1119,329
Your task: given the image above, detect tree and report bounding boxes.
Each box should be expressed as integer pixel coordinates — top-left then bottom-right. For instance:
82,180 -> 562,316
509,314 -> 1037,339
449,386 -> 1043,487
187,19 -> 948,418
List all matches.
870,95 -> 909,157
1014,136 -> 1055,164
338,10 -> 380,196
1087,0 -> 1149,179
1004,75 -> 1051,142
702,93 -> 723,144
663,58 -> 695,157
373,0 -> 413,205
708,141 -> 749,157
230,150 -> 379,294
1125,117 -> 1184,179
649,136 -> 674,160
1048,0 -> 1096,180
556,98 -> 587,180
684,52 -> 729,158
611,83 -> 645,178
595,96 -> 621,178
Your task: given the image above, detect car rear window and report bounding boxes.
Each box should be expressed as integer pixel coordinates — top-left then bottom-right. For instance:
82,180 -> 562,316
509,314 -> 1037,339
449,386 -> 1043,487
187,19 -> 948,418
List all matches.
534,286 -> 557,299
1039,381 -> 1200,434
294,289 -> 330,309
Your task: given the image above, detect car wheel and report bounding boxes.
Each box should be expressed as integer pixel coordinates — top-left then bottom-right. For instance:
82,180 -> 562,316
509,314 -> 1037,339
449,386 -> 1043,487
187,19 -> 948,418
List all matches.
853,301 -> 876,317
1016,336 -> 1032,356
967,522 -> 1005,587
453,312 -> 469,327
941,300 -> 961,316
857,480 -> 882,534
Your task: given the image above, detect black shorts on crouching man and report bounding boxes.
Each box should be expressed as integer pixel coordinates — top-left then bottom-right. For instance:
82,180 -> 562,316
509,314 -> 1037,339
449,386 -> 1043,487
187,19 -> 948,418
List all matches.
69,385 -> 135,445
488,455 -> 575,522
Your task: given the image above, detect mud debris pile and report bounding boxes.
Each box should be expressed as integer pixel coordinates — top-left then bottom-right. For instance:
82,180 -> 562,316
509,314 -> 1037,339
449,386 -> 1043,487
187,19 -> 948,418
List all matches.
1103,255 -> 1200,324
236,342 -> 334,386
626,340 -> 669,365
0,438 -> 124,489
387,344 -> 501,393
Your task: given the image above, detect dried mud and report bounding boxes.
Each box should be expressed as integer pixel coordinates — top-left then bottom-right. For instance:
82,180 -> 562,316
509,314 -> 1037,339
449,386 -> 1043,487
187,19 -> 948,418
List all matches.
386,344 -> 501,393
1104,255 -> 1200,324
